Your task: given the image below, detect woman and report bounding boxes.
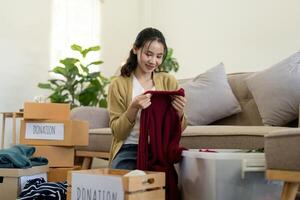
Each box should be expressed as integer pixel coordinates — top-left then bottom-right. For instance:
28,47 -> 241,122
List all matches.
108,27 -> 187,170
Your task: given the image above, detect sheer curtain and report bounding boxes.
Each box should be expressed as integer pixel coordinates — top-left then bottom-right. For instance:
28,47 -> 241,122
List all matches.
50,0 -> 101,72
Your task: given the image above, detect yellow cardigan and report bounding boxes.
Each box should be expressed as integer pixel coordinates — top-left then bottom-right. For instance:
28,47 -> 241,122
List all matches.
107,72 -> 187,164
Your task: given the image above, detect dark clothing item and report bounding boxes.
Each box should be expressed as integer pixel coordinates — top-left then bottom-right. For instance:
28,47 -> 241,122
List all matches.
18,178 -> 67,200
137,88 -> 185,200
0,145 -> 48,168
111,144 -> 138,170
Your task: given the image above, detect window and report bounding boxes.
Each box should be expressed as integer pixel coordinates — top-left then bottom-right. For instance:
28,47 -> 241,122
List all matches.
50,0 -> 101,72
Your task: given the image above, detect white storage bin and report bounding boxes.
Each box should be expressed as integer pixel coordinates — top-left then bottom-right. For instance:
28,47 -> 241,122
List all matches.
179,150 -> 282,200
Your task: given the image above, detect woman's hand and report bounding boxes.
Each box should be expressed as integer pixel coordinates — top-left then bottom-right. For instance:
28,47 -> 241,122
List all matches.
126,93 -> 152,123
171,95 -> 187,119
131,93 -> 152,109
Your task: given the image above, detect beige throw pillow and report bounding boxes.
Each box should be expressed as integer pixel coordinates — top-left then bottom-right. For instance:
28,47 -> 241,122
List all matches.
180,63 -> 241,125
246,51 -> 300,126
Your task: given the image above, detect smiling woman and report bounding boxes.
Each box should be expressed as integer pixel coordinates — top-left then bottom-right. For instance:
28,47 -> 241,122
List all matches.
107,27 -> 187,170
107,28 -> 187,200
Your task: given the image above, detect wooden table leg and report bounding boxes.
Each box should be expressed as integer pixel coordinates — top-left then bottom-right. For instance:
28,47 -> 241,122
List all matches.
82,157 -> 93,169
1,115 -> 6,149
12,112 -> 16,145
281,182 -> 299,200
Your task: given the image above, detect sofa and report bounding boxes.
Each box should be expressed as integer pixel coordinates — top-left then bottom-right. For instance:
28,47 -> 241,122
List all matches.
70,69 -> 299,168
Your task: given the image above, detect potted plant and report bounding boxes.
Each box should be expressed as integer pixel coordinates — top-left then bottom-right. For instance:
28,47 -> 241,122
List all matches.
158,48 -> 179,73
38,44 -> 110,108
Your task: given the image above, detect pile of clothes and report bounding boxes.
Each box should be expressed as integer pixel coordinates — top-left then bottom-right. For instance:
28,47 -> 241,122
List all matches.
18,178 -> 67,200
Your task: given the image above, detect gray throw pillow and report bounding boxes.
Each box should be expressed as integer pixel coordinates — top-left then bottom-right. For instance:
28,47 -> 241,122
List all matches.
246,51 -> 300,126
180,63 -> 241,125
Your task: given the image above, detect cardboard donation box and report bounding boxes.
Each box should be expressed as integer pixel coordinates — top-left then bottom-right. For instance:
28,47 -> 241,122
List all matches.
0,165 -> 49,200
24,102 -> 70,120
20,119 -> 88,146
33,146 -> 75,167
48,166 -> 81,182
67,168 -> 165,200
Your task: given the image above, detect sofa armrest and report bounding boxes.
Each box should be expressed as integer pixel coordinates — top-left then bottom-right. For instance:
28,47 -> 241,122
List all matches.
71,106 -> 109,129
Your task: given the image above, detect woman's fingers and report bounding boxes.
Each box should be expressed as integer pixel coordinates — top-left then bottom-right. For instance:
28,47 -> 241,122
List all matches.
133,94 -> 187,111
133,93 -> 152,109
171,99 -> 182,110
172,95 -> 187,118
172,96 -> 186,108
142,101 -> 151,109
140,97 -> 151,109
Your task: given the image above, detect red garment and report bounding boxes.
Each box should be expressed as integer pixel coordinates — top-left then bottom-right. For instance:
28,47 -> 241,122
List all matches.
137,88 -> 185,200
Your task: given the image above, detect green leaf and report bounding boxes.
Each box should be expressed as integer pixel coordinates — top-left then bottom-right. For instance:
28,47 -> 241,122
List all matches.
49,91 -> 69,103
87,60 -> 104,67
60,58 -> 79,66
87,80 -> 99,88
77,79 -> 102,106
87,72 -> 100,79
71,44 -> 82,52
52,67 -> 67,77
38,83 -> 52,89
99,98 -> 107,108
88,46 -> 101,51
49,79 -> 65,85
68,64 -> 79,77
81,45 -> 101,58
77,89 -> 97,106
81,49 -> 89,58
80,64 -> 89,73
59,58 -> 80,79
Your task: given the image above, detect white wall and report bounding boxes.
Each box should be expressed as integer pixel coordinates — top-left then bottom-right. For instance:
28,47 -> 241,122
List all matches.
100,0 -> 144,76
2,0 -> 300,104
101,0 -> 300,78
148,0 -> 300,78
0,0 -> 51,146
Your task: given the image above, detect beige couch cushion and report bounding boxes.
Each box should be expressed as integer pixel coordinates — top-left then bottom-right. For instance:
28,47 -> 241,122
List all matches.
71,107 -> 109,129
77,126 -> 289,152
265,128 -> 300,170
180,126 -> 288,149
246,51 -> 300,126
75,128 -> 112,152
180,63 -> 241,125
212,72 -> 263,126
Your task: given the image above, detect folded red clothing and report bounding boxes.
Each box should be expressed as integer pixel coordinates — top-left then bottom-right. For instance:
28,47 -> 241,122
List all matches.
138,88 -> 185,200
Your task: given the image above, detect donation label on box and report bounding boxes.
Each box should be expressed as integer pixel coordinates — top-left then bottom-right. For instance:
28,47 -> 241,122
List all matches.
71,173 -> 124,200
25,123 -> 64,140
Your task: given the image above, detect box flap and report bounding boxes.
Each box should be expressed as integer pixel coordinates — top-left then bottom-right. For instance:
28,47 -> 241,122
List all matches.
0,165 -> 49,177
24,102 -> 70,120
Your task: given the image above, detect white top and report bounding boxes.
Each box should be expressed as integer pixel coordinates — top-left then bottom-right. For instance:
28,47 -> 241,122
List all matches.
124,75 -> 155,144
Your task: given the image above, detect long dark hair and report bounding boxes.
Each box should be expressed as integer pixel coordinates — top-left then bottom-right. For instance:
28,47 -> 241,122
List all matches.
120,27 -> 168,77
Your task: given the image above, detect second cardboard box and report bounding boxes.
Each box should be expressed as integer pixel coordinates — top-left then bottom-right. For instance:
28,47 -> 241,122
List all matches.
20,119 -> 88,146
